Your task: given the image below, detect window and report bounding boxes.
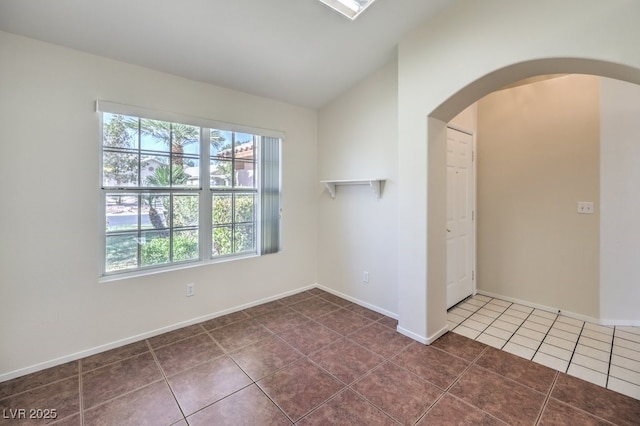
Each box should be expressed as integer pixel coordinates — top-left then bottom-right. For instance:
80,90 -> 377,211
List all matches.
98,102 -> 281,277
211,131 -> 257,256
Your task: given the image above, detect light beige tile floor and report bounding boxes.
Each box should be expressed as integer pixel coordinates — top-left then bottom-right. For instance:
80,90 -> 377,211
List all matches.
449,294 -> 640,400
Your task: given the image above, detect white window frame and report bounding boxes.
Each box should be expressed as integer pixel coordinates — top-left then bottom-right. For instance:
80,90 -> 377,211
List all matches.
97,101 -> 283,281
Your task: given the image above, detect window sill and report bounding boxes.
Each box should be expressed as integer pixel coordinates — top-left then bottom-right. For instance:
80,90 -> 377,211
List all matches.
99,252 -> 260,283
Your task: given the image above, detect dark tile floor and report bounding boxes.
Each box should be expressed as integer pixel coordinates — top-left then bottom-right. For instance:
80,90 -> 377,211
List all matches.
1,288 -> 639,425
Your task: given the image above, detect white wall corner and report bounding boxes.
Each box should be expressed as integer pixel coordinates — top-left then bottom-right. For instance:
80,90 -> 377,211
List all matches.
396,326 -> 427,344
315,284 -> 398,319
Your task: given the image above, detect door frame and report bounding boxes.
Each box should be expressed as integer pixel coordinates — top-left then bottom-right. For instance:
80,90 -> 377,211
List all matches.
446,124 -> 477,305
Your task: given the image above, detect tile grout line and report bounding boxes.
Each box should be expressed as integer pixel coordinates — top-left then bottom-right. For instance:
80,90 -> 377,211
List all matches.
469,298 -> 516,349
78,360 -> 84,426
147,323 -> 209,351
530,311 -> 565,372
144,339 -> 188,423
0,370 -> 81,402
238,313 -> 356,425
305,343 -> 395,425
228,334 -> 302,424
464,297 -> 617,386
533,370 -> 559,425
482,298 -> 517,350
564,321 -> 586,376
474,298 -> 516,347
80,344 -> 150,375
415,344 -> 493,424
540,384 -> 624,426
451,296 -> 502,339
451,343 -> 556,425
606,327 -> 616,389
80,377 -> 168,418
547,319 -> 616,378
449,296 -> 484,324
499,304 -> 538,358
564,323 -> 621,387
340,332 -> 432,425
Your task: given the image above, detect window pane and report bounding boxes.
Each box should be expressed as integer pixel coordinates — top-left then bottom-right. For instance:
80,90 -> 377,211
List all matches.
140,231 -> 170,266
140,119 -> 171,153
168,161 -> 191,187
234,160 -> 255,188
234,224 -> 255,253
210,160 -> 232,188
212,226 -> 232,256
170,157 -> 198,187
144,194 -> 169,230
141,156 -> 170,187
212,194 -> 232,225
103,151 -> 139,187
106,193 -> 139,232
234,193 -> 255,223
173,230 -> 199,261
105,234 -> 139,272
173,124 -> 200,155
235,134 -> 255,160
103,113 -> 138,150
182,159 -> 200,187
211,130 -> 232,158
173,194 -> 199,228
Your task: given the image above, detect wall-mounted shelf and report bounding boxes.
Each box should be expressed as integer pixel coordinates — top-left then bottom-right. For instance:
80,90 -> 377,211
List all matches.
321,179 -> 385,199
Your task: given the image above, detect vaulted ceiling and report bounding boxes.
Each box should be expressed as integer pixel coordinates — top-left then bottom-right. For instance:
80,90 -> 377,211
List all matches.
0,0 -> 455,108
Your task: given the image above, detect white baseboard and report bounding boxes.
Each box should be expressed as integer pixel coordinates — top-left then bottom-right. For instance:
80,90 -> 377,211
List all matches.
476,290 -> 600,324
0,285 -> 317,383
318,285 -> 452,345
396,325 -> 448,345
601,319 -> 640,327
315,285 -> 398,319
425,325 -> 450,344
396,326 -> 427,344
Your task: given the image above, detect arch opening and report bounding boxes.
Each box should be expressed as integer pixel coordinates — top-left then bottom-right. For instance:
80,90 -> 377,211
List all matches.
416,57 -> 640,343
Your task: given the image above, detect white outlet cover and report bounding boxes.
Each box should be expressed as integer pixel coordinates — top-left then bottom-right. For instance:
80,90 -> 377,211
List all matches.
577,201 -> 594,214
186,283 -> 195,296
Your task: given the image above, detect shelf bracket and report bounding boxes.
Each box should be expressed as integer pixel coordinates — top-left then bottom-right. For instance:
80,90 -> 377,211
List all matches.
368,180 -> 382,198
324,182 -> 337,199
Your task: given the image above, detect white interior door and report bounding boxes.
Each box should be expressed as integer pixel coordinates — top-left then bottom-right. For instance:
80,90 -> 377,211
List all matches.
446,127 -> 475,308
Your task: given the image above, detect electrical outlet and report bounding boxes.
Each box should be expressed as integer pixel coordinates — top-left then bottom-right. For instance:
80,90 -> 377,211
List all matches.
363,271 -> 369,283
577,201 -> 594,214
186,283 -> 195,297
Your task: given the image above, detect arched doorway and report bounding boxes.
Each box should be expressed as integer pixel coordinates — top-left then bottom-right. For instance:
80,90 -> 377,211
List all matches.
397,58 -> 640,344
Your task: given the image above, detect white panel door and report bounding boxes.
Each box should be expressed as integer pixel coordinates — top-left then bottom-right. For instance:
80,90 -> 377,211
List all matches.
446,127 -> 475,308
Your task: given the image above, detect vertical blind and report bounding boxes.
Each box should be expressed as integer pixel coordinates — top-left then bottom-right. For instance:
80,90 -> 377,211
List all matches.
261,136 -> 281,254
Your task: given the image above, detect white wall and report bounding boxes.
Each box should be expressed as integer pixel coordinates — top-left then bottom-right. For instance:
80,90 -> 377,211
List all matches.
317,59 -> 398,316
0,31 -> 318,378
600,77 -> 640,325
397,0 -> 640,342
